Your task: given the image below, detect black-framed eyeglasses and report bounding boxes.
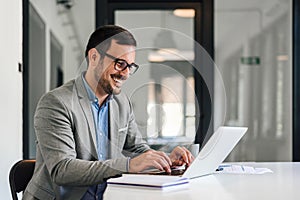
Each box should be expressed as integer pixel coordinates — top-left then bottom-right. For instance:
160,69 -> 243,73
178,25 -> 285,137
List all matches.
98,50 -> 139,75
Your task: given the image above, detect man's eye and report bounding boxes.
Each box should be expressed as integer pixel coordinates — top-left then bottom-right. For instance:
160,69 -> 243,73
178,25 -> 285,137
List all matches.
116,61 -> 127,68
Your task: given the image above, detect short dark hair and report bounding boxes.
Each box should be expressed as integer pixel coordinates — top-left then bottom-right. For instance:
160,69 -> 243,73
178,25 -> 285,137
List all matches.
85,25 -> 137,64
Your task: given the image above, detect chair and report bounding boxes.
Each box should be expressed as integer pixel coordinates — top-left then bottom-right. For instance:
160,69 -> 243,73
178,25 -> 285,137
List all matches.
9,160 -> 36,200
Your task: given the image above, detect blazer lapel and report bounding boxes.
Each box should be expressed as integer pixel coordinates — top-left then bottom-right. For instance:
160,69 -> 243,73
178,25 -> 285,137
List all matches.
74,76 -> 98,159
109,100 -> 119,158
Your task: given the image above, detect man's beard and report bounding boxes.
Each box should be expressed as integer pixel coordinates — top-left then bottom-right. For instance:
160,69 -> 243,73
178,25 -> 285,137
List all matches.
93,61 -> 121,95
98,77 -> 121,95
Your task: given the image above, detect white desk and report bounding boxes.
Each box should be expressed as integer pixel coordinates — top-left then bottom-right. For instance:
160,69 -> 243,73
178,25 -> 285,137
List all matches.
104,162 -> 300,200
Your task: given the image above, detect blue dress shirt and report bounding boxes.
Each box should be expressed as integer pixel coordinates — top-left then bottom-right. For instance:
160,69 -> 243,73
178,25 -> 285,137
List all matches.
81,74 -> 111,200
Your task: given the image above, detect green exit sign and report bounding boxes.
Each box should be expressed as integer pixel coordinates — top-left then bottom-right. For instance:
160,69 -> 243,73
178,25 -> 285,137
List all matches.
241,57 -> 260,65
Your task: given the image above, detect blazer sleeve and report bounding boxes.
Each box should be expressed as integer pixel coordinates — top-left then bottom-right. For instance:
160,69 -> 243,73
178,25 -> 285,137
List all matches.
34,92 -> 128,187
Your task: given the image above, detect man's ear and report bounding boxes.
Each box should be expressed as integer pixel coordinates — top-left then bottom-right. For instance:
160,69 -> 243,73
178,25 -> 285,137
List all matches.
88,48 -> 100,66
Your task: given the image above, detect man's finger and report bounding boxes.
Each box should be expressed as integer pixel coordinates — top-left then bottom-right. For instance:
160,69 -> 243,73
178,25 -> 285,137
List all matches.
156,151 -> 172,166
182,146 -> 194,164
179,147 -> 189,164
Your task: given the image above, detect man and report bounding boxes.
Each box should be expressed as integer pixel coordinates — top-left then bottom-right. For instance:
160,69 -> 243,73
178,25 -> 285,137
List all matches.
23,25 -> 193,200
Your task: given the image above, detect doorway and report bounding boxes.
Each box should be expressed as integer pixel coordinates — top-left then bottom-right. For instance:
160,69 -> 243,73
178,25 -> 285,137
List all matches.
96,1 -> 214,150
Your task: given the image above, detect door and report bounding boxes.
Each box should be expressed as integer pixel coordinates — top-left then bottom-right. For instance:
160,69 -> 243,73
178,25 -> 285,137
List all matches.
28,4 -> 46,158
96,1 -> 214,151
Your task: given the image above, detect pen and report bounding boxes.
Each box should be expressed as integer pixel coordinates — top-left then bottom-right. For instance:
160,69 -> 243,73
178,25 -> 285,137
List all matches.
241,165 -> 245,171
216,167 -> 223,171
216,164 -> 231,171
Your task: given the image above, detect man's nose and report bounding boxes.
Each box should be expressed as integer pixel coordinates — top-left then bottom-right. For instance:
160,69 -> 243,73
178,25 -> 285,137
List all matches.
120,66 -> 130,77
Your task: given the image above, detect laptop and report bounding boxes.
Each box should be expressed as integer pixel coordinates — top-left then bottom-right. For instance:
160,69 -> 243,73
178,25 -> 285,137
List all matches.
140,126 -> 248,179
107,126 -> 247,189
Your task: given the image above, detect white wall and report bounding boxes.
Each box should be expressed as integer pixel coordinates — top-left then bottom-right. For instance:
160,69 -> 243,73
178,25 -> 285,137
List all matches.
0,0 -> 23,199
0,1 -> 94,198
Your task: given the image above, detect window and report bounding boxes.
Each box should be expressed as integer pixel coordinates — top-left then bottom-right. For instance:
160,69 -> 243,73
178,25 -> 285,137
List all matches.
115,10 -> 196,148
214,0 -> 292,161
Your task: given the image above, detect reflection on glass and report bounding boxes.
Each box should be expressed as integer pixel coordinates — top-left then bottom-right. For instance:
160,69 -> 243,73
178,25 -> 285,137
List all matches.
115,10 -> 195,148
214,0 -> 292,161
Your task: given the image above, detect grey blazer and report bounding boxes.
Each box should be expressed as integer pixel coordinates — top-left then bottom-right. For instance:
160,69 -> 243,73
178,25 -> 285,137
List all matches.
23,75 -> 150,200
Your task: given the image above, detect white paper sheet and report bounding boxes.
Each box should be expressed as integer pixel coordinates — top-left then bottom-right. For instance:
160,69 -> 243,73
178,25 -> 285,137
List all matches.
215,164 -> 273,174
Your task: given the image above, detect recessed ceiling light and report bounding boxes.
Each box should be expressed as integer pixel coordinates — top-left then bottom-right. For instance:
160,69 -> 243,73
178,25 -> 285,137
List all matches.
173,9 -> 195,18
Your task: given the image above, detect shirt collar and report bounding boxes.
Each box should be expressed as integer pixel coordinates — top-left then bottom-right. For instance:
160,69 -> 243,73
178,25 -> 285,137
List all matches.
81,72 -> 113,104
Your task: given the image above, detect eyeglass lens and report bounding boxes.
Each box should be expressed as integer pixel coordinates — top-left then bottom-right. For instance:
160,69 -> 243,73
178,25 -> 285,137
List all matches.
114,59 -> 138,74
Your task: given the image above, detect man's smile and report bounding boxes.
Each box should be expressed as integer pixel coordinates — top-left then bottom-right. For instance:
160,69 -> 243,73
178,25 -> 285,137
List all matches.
111,74 -> 126,88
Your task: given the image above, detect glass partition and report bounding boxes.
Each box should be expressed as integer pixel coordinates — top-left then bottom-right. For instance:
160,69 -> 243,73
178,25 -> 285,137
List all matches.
214,0 -> 292,161
115,10 -> 196,150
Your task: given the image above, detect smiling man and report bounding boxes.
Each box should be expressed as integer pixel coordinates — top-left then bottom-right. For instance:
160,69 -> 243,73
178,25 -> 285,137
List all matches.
23,25 -> 193,200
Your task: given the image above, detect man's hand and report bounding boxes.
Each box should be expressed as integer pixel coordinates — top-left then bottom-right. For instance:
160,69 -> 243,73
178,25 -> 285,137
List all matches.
129,149 -> 172,173
169,146 -> 194,167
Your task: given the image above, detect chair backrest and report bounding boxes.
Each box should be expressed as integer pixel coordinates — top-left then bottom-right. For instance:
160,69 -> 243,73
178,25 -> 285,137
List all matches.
9,160 -> 36,200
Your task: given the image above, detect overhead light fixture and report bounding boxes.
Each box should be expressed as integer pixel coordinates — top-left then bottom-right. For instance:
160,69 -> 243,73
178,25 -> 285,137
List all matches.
173,9 -> 195,18
148,50 -> 194,62
148,54 -> 165,62
157,48 -> 179,55
277,55 -> 289,61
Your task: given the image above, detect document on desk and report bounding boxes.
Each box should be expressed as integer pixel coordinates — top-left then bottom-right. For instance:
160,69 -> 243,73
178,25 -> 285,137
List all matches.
215,164 -> 273,174
107,174 -> 189,190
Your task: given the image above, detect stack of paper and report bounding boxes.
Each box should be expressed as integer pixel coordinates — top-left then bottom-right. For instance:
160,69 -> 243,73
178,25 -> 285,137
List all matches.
107,174 -> 189,190
215,164 -> 273,174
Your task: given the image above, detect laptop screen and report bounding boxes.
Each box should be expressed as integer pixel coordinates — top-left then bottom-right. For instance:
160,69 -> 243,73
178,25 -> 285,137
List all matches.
182,126 -> 247,178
